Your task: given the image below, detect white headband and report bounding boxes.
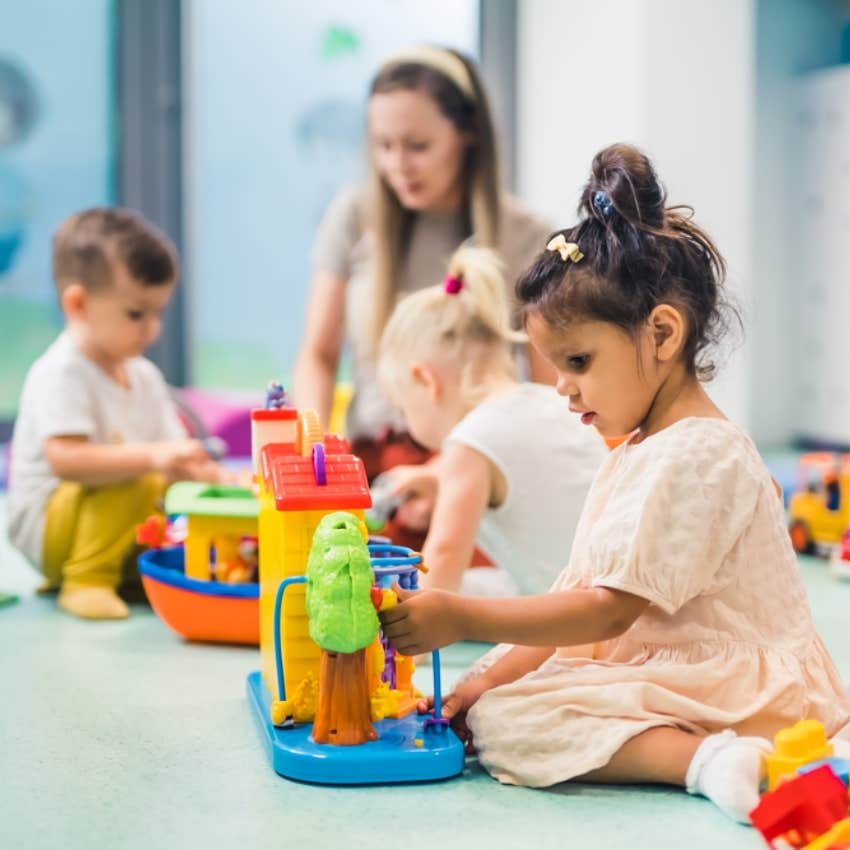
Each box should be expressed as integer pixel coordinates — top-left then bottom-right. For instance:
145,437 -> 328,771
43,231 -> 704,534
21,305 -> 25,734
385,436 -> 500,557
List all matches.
379,45 -> 475,100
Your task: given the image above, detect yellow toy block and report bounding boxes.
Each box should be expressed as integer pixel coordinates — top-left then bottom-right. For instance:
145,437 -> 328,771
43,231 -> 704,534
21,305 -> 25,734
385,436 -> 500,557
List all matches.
767,719 -> 834,790
271,672 -> 318,726
379,588 -> 398,611
803,817 -> 850,850
366,634 -> 385,695
370,680 -> 419,721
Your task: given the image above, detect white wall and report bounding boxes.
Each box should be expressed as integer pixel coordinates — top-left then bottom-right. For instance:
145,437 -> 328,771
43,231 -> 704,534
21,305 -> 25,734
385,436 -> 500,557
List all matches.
517,0 -> 754,428
516,1 -> 644,224
752,0 -> 844,446
182,0 -> 479,391
793,67 -> 850,444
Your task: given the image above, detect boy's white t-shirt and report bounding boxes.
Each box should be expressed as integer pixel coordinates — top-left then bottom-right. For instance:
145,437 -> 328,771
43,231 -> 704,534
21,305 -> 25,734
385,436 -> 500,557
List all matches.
7,332 -> 186,567
445,383 -> 607,595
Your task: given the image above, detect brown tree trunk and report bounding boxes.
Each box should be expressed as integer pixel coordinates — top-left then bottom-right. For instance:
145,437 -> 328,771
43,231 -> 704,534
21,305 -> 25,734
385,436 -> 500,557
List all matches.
312,648 -> 378,746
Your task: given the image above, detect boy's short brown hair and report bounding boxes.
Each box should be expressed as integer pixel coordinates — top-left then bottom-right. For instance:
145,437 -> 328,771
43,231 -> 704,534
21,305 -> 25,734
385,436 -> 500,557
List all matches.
52,207 -> 178,294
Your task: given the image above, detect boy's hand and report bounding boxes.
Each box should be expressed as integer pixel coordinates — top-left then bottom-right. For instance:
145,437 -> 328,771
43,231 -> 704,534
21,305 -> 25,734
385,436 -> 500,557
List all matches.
181,458 -> 230,483
378,585 -> 465,655
149,439 -> 211,480
417,674 -> 492,753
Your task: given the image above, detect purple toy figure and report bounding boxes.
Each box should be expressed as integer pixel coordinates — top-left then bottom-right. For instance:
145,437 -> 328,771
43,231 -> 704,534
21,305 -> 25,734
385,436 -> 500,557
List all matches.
265,381 -> 289,410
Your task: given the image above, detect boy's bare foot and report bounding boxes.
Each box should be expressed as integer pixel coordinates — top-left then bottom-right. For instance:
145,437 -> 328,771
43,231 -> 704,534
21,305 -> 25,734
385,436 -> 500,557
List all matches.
58,586 -> 130,620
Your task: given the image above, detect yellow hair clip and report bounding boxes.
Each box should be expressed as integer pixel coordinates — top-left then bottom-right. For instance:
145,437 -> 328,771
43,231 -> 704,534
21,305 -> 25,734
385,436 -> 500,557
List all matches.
546,234 -> 584,263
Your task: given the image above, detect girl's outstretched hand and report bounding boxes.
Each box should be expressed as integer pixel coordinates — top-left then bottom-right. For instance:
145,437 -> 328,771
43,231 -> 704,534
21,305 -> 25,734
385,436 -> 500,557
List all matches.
387,463 -> 439,502
379,585 -> 465,655
385,462 -> 439,532
418,674 -> 492,754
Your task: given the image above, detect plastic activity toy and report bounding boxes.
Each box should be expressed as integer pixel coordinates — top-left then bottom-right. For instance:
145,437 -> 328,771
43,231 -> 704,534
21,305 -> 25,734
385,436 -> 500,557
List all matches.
137,483 -> 260,644
135,381 -> 290,645
244,402 -> 464,784
750,766 -> 849,849
750,720 -> 850,849
766,720 -> 834,792
789,453 -> 850,555
305,512 -> 380,745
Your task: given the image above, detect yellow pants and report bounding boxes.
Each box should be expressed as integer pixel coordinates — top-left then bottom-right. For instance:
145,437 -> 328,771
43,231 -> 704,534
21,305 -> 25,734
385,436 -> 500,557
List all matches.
42,474 -> 166,591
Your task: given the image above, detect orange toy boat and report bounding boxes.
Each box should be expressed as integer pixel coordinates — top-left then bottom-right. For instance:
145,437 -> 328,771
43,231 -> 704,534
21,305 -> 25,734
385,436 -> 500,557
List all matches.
138,546 -> 259,645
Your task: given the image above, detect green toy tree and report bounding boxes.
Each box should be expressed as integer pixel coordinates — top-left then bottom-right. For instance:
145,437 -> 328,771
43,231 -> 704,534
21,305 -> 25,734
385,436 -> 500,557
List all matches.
306,511 -> 379,745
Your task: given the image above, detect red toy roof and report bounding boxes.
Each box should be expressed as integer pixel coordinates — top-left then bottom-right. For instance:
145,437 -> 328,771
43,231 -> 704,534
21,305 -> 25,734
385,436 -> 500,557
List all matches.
261,442 -> 370,511
324,434 -> 350,454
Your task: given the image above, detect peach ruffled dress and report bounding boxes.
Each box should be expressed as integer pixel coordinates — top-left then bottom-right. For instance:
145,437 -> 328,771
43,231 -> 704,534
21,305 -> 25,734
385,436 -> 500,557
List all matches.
466,418 -> 850,787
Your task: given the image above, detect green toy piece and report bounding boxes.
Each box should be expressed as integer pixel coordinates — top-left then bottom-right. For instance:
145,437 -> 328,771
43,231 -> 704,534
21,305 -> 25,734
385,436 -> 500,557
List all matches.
0,592 -> 20,609
305,511 -> 378,654
164,482 -> 258,518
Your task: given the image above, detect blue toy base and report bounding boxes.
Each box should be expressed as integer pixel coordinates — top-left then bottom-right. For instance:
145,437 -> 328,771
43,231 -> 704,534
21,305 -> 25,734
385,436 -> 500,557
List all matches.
246,671 -> 465,785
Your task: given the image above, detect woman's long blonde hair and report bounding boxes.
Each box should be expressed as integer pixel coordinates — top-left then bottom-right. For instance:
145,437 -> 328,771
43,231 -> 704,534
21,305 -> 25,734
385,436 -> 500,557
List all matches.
379,247 -> 525,407
367,46 -> 501,355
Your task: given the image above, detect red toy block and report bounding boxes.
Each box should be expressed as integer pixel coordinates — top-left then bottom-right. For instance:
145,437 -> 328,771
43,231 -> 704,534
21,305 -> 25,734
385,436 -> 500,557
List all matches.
750,766 -> 849,849
136,514 -> 167,548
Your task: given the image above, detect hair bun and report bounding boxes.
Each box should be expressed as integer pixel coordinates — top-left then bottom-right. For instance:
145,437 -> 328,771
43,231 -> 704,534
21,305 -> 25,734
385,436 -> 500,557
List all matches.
584,143 -> 665,228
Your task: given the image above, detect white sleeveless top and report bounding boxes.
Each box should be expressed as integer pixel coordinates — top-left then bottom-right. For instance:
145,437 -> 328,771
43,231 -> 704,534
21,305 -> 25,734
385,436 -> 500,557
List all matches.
445,383 -> 607,594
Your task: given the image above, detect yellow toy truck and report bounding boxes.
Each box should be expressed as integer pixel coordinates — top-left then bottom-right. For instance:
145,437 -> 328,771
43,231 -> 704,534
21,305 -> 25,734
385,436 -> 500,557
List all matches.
788,452 -> 850,555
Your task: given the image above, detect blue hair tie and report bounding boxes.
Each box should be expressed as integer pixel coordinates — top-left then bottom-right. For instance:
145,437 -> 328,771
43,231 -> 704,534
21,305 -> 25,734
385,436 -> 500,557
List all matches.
592,190 -> 614,219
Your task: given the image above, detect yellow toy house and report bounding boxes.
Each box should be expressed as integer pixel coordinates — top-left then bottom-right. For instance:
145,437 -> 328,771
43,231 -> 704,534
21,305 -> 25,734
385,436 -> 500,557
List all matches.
251,408 -> 370,719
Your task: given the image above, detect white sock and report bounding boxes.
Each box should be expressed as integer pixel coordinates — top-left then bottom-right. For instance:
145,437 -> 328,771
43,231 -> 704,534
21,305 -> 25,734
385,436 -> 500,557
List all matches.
685,730 -> 771,823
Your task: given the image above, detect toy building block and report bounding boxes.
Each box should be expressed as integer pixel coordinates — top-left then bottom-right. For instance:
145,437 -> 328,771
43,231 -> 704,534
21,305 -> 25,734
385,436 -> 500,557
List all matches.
767,720 -> 834,790
801,758 -> 850,788
250,407 -> 298,477
136,514 -> 168,548
803,817 -> 850,850
750,765 -> 849,849
0,592 -> 19,609
165,482 -> 259,580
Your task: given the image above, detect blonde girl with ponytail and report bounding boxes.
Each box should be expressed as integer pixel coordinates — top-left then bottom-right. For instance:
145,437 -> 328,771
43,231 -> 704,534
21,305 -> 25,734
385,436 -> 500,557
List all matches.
378,246 -> 606,596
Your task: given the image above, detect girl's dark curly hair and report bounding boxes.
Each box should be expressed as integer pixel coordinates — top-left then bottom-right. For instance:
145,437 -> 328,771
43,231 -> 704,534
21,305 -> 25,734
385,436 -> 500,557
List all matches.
516,143 -> 739,380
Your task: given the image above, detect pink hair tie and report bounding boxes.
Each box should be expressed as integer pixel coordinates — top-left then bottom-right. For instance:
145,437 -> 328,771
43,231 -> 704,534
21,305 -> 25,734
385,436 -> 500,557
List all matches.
444,275 -> 463,294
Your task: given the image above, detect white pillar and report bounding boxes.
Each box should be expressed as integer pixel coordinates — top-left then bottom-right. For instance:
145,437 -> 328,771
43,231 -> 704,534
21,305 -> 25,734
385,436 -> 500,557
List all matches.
517,0 -> 754,428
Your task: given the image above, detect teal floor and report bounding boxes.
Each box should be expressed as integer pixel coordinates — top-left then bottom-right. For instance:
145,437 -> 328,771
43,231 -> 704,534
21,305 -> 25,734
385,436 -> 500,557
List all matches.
1,499 -> 848,850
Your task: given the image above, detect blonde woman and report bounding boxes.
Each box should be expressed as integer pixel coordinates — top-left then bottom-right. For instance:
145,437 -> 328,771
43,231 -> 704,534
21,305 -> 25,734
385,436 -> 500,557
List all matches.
293,45 -> 551,549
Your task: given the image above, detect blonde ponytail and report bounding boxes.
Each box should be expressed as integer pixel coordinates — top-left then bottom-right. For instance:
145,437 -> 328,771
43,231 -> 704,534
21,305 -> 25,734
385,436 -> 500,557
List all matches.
445,247 -> 525,347
378,247 -> 525,404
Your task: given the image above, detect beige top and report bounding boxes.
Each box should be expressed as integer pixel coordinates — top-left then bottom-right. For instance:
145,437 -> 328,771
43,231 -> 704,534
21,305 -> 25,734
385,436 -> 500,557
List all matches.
464,417 -> 850,788
311,186 -> 551,441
